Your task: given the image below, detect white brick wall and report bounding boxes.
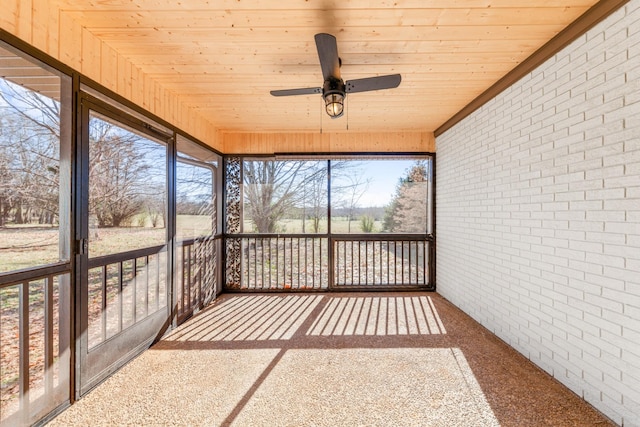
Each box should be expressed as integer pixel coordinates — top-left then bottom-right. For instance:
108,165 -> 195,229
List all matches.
436,2 -> 640,425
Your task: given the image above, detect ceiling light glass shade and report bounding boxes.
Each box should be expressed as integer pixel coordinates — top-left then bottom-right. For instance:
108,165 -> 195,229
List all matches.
324,92 -> 344,118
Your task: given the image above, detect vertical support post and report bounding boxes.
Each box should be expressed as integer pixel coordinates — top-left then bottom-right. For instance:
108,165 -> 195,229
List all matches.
167,135 -> 177,328
327,160 -> 334,290
75,91 -> 90,401
430,154 -> 436,289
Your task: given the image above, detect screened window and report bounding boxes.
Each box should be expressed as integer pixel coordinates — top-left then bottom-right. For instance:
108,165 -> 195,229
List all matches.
331,158 -> 433,234
230,157 -> 433,235
0,42 -> 72,426
176,136 -> 217,241
0,45 -> 71,273
88,112 -> 167,257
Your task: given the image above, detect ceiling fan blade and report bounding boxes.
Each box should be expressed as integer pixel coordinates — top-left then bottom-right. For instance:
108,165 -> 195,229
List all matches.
345,74 -> 402,93
315,33 -> 341,80
270,87 -> 322,96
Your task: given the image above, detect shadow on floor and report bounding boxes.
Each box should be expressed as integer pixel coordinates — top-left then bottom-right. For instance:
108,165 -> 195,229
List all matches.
49,293 -> 615,427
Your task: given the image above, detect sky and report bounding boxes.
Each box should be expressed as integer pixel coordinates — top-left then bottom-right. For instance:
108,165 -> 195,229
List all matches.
332,159 -> 417,208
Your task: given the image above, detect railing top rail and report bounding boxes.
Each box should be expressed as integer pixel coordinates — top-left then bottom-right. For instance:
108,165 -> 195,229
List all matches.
0,262 -> 71,288
330,234 -> 433,241
88,244 -> 167,269
225,233 -> 329,239
177,234 -> 222,246
225,233 -> 434,241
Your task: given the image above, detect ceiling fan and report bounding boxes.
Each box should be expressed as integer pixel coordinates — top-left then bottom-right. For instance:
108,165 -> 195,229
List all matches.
270,33 -> 401,119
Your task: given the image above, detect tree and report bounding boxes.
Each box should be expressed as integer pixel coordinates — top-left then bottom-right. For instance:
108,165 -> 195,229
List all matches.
88,117 -> 164,227
383,160 -> 429,233
301,164 -> 330,233
1,79 -> 167,230
360,214 -> 375,232
176,160 -> 215,238
0,80 -> 61,226
331,165 -> 371,232
0,140 -> 13,227
243,160 -> 319,233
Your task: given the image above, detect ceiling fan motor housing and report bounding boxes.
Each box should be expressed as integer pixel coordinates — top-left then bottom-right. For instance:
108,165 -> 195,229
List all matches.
323,77 -> 346,97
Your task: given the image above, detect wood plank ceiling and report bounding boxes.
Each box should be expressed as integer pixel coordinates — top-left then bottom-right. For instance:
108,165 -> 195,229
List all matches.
44,1 -> 601,132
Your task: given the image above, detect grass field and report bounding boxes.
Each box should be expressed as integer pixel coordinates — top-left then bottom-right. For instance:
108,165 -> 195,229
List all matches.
0,215 -> 215,274
0,215 -> 386,274
243,217 -> 383,234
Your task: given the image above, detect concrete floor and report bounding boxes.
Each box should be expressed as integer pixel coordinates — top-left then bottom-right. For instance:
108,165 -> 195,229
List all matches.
49,293 -> 614,426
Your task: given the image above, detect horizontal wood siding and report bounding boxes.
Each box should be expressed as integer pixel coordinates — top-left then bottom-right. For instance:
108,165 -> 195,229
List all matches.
2,0 -> 222,151
222,131 -> 435,154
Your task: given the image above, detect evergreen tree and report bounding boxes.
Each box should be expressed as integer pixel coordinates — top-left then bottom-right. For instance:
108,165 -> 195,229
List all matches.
383,161 -> 429,233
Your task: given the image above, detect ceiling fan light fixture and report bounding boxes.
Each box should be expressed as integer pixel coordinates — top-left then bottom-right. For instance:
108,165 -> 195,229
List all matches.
324,92 -> 344,118
323,77 -> 346,118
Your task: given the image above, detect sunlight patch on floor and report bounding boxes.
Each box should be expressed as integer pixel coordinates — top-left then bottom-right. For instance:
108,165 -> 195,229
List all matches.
308,296 -> 446,336
165,294 -> 323,341
232,348 -> 497,427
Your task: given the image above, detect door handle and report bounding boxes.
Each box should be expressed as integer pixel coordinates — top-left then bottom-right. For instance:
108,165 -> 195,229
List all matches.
77,238 -> 88,255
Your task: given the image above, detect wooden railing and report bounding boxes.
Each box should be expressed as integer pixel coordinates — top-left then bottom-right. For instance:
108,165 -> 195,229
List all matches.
175,236 -> 220,324
332,235 -> 432,289
224,234 -> 434,291
0,264 -> 71,426
225,235 -> 329,291
86,246 -> 168,349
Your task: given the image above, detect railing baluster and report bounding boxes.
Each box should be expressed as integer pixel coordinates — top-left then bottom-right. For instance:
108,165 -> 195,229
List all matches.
268,238 -> 272,288
245,239 -> 249,289
45,275 -> 54,395
259,238 -> 264,289
408,241 -> 412,285
290,238 -> 294,289
198,241 -> 203,305
297,237 -> 301,289
400,240 -> 404,285
19,281 -> 29,421
101,265 -> 107,341
387,241 -> 391,285
343,241 -> 347,285
321,238 -> 324,288
185,244 -> 190,312
312,238 -> 316,289
245,238 -> 249,289
422,241 -> 426,284
304,238 -> 308,288
364,241 -> 368,285
132,258 -> 138,322
179,246 -> 185,314
389,240 -> 398,284
190,247 -> 195,308
277,237 -> 281,288
197,244 -> 203,307
336,240 -> 340,287
192,243 -> 197,306
155,253 -> 160,311
283,237 -> 287,288
118,262 -> 123,332
255,238 -> 259,289
186,245 -> 191,314
345,241 -> 356,285
143,256 -> 149,317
